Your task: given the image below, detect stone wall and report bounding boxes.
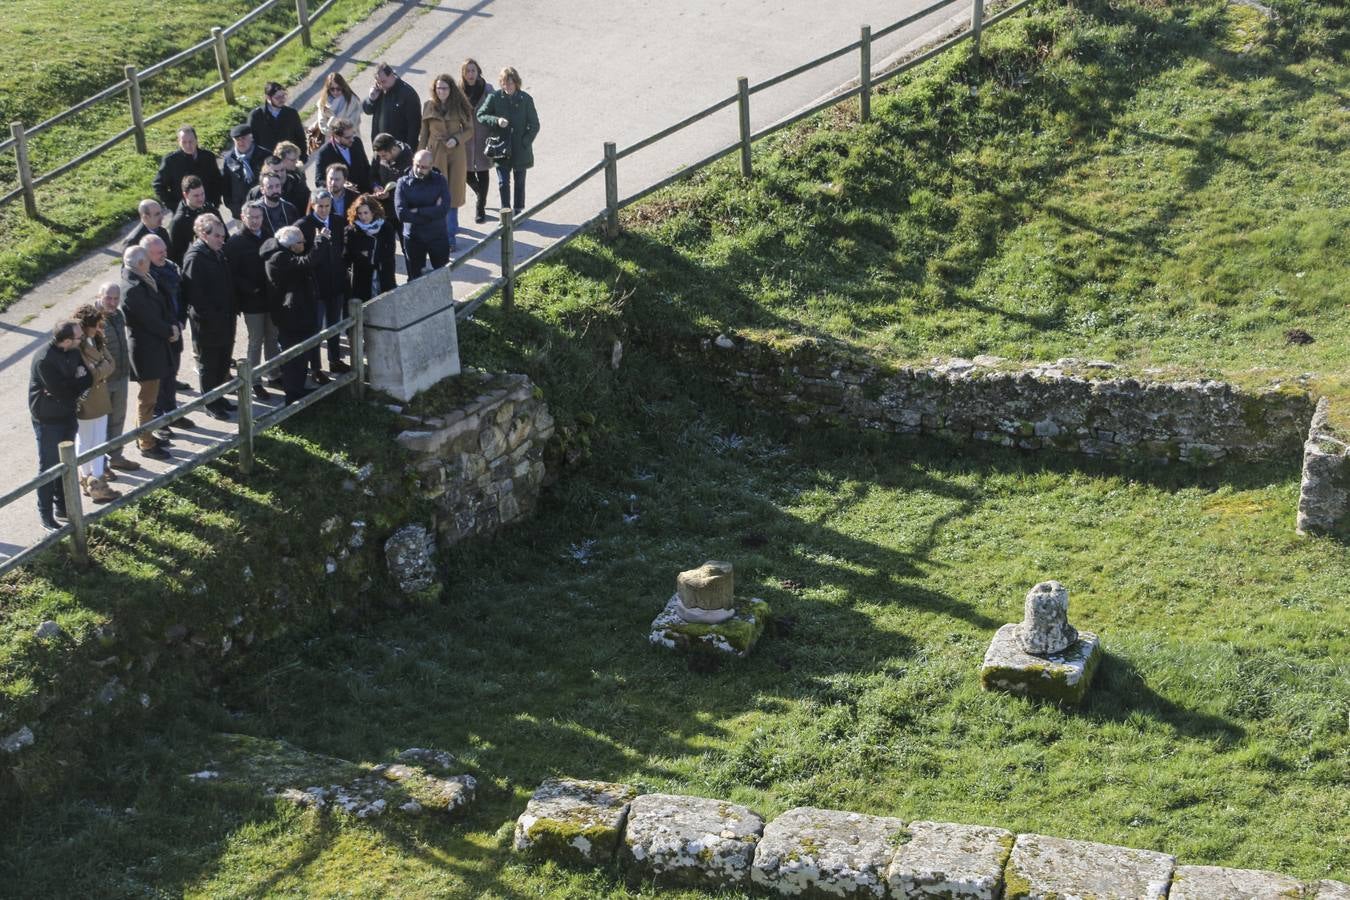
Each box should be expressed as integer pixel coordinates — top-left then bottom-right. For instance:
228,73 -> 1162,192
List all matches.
513,777 -> 1349,898
686,334 -> 1316,466
1296,397 -> 1349,537
394,370 -> 554,547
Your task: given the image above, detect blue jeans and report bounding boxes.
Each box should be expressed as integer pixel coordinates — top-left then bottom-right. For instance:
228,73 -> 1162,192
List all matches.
496,165 -> 527,212
33,418 -> 77,517
444,206 -> 459,249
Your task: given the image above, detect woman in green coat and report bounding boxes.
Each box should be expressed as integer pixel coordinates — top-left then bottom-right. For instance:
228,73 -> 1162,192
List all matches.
476,66 -> 539,215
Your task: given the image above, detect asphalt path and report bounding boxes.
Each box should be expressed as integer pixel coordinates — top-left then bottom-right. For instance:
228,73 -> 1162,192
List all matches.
0,0 -> 972,557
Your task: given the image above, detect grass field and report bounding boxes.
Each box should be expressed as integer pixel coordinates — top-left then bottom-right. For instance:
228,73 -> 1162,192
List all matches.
1,0 -> 1347,895
0,0 -> 385,310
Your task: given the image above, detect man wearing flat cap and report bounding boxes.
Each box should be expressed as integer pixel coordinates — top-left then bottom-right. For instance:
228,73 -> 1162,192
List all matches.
222,123 -> 271,219
248,82 -> 307,164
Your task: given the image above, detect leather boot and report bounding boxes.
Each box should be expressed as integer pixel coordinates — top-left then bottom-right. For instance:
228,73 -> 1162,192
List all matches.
87,476 -> 121,504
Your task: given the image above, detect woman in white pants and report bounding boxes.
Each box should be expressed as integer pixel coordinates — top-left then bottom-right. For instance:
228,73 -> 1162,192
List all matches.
74,304 -> 121,504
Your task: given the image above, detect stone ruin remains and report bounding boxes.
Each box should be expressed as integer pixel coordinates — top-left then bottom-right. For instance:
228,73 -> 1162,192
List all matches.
648,560 -> 770,658
982,581 -> 1101,705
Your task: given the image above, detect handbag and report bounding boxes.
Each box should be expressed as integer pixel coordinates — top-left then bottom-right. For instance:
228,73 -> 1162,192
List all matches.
484,132 -> 510,161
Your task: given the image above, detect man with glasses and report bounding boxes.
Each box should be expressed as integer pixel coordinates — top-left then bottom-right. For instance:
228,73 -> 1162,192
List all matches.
394,149 -> 451,279
314,118 -> 372,193
248,82 -> 307,163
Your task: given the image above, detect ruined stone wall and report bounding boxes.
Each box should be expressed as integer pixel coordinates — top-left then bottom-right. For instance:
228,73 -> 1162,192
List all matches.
687,335 -> 1315,466
1297,398 -> 1349,536
394,370 -> 554,546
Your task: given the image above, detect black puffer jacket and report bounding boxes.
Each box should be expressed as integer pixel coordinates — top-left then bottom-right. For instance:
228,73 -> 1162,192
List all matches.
181,240 -> 237,347
225,229 -> 270,316
28,340 -> 93,422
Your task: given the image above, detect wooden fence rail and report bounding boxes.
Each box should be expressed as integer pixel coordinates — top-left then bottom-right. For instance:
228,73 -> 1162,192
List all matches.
0,0 -> 335,215
0,0 -> 1038,574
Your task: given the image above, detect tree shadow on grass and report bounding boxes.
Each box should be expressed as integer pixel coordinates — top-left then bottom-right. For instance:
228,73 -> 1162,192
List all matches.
1085,652 -> 1245,747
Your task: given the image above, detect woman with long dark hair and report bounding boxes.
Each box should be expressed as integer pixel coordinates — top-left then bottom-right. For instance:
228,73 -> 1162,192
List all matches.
315,71 -> 362,136
419,73 -> 474,250
460,58 -> 492,224
345,193 -> 397,300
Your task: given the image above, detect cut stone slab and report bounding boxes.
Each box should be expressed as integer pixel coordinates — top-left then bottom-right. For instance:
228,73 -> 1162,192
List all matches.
620,792 -> 765,889
1312,880 -> 1350,899
513,777 -> 639,867
1170,864 -> 1304,899
751,806 -> 907,899
886,821 -> 1015,899
364,262 -> 461,402
650,594 -> 770,658
981,624 -> 1101,705
1004,833 -> 1175,900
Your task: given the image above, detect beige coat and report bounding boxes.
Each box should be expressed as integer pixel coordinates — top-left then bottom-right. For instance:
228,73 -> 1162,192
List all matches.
77,336 -> 116,420
418,100 -> 473,208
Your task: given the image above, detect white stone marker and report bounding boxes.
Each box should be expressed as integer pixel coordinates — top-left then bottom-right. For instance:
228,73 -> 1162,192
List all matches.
1169,864 -> 1304,899
364,263 -> 461,402
752,806 -> 906,898
886,821 -> 1015,899
620,793 -> 764,889
1004,833 -> 1175,899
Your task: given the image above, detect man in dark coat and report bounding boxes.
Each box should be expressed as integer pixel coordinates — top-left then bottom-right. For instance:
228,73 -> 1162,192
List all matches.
28,319 -> 92,529
362,63 -> 421,148
313,118 -> 371,193
140,233 -> 191,432
225,202 -> 278,400
322,163 -> 361,223
262,225 -> 329,404
248,82 -> 308,163
168,176 -> 214,266
181,215 -> 237,420
123,199 -> 169,249
152,126 -> 224,213
221,123 -> 271,219
395,150 -> 451,279
120,246 -> 178,461
255,171 -> 300,239
371,133 -> 414,248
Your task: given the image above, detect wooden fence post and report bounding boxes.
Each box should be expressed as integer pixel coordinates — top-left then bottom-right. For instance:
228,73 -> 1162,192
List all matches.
57,441 -> 88,564
349,298 -> 365,400
603,141 -> 618,239
860,26 -> 873,123
10,122 -> 37,218
212,28 -> 236,106
236,357 -> 254,475
499,208 -> 515,311
125,66 -> 148,154
737,76 -> 752,178
296,0 -> 312,48
972,0 -> 985,74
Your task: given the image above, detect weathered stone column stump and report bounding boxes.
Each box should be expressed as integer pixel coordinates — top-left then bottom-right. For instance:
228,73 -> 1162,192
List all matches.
649,560 -> 770,658
513,777 -> 639,867
981,581 -> 1101,705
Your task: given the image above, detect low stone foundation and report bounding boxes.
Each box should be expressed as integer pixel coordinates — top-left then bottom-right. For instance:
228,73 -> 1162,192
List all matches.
686,335 -> 1316,466
1297,398 -> 1349,537
513,778 -> 1348,897
395,370 -> 554,547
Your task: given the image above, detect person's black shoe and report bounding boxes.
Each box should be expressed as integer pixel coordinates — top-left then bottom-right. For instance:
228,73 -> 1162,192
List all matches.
221,400 -> 238,412
141,445 -> 171,461
40,513 -> 61,532
173,415 -> 197,428
153,427 -> 174,441
175,380 -> 191,391
155,437 -> 172,449
253,383 -> 272,401
330,360 -> 352,374
205,404 -> 233,422
475,211 -> 487,224
313,370 -> 331,386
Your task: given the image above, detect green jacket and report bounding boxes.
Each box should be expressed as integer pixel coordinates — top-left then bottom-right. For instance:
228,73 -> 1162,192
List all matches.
476,89 -> 539,169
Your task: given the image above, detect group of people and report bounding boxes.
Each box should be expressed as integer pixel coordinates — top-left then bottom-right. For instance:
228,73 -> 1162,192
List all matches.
27,60 -> 540,531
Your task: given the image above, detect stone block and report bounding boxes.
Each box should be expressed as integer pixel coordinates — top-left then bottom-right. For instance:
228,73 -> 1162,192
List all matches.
364,266 -> 460,401
513,777 -> 639,867
886,821 -> 1015,899
1312,880 -> 1350,899
620,793 -> 764,889
650,595 -> 770,658
752,806 -> 906,899
1004,833 -> 1174,899
1170,864 -> 1303,899
981,624 -> 1101,705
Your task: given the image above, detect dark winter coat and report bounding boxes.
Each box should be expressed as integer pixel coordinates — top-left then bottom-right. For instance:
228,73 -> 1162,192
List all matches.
221,143 -> 271,218
181,241 -> 237,348
148,260 -> 184,324
261,236 -> 326,333
152,148 -> 224,212
123,222 -> 169,250
28,341 -> 93,423
120,267 -> 177,382
362,77 -> 421,147
295,213 -> 347,300
224,229 -> 271,316
103,307 -> 130,381
313,136 -> 373,193
247,103 -> 307,161
476,89 -> 539,169
394,170 -> 451,242
345,218 -> 397,300
168,204 -> 212,266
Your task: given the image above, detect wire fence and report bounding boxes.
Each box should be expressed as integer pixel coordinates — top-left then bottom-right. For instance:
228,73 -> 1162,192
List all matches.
0,0 -> 1039,575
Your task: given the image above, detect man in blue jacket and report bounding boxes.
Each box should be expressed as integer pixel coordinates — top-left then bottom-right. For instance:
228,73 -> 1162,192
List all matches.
394,150 -> 451,279
28,320 -> 92,530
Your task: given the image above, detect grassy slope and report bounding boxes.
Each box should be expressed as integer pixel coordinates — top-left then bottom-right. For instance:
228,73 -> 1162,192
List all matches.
2,0 -> 1348,895
0,0 -> 385,311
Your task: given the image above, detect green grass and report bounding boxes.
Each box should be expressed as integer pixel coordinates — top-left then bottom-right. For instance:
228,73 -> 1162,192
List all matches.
0,0 -> 386,310
2,0 -> 1348,895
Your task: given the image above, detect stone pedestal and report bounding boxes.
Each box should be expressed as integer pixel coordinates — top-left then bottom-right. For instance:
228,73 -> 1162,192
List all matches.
752,806 -> 907,899
981,624 -> 1101,705
1004,833 -> 1174,899
620,793 -> 765,889
887,821 -> 1015,899
650,595 -> 770,658
1170,864 -> 1304,899
675,560 -> 736,624
1014,581 -> 1077,655
364,264 -> 460,401
513,777 -> 638,867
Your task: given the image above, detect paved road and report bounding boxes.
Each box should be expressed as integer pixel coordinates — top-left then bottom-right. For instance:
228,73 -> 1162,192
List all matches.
0,0 -> 972,557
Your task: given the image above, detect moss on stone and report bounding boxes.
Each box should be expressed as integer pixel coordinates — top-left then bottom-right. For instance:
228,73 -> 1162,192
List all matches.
662,598 -> 770,656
